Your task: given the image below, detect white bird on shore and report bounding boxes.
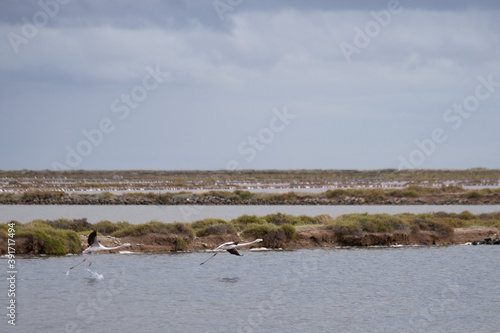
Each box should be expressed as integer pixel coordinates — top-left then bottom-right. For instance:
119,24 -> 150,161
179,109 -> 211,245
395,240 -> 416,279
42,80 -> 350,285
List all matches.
200,239 -> 263,265
68,231 -> 131,272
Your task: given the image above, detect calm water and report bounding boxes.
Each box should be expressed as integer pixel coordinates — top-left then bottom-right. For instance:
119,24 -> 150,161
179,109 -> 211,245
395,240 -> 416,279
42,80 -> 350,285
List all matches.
1,246 -> 499,332
1,205 -> 500,224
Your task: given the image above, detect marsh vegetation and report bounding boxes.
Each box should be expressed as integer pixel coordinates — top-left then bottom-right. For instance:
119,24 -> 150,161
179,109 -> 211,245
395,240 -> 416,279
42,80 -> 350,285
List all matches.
2,211 -> 499,255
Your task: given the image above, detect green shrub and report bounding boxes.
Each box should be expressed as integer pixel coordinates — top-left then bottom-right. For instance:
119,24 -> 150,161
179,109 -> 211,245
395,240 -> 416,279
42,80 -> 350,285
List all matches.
364,188 -> 386,201
440,217 -> 469,229
467,191 -> 483,199
430,220 -> 454,235
241,223 -> 275,238
43,218 -> 93,232
362,214 -> 408,232
407,214 -> 454,235
116,221 -> 132,229
263,213 -> 317,226
328,214 -> 408,235
0,192 -> 14,203
123,192 -> 145,197
471,212 -> 500,228
0,222 -> 12,235
315,214 -> 335,225
111,221 -> 165,237
264,228 -> 287,248
458,211 -> 475,220
241,222 -> 288,248
234,190 -> 253,200
102,191 -> 114,198
112,225 -> 143,238
17,226 -> 81,255
432,211 -> 451,218
21,190 -> 68,201
281,224 -> 296,240
203,190 -> 232,198
24,220 -> 52,229
174,237 -> 188,251
232,215 -> 265,230
389,186 -> 422,197
112,221 -> 194,238
233,214 -> 264,224
400,190 -> 419,197
325,189 -> 346,198
167,222 -> 194,238
327,217 -> 363,237
275,191 -> 298,201
264,213 -> 296,226
196,223 -> 236,237
296,215 -> 318,225
157,192 -> 174,203
479,212 -> 500,221
94,220 -> 121,235
34,230 -> 67,254
191,218 -> 226,230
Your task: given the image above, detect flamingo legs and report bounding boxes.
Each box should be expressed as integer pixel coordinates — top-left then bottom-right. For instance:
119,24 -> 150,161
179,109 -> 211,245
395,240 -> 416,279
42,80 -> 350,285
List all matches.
68,253 -> 93,271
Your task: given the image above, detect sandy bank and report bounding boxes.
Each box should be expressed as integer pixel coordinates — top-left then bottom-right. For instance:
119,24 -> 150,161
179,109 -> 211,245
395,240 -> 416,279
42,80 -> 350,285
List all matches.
4,226 -> 498,256
57,227 -> 500,255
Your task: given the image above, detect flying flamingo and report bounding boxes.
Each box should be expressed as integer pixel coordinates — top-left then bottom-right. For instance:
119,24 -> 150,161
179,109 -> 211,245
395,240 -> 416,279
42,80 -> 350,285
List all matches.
200,238 -> 263,265
68,231 -> 131,271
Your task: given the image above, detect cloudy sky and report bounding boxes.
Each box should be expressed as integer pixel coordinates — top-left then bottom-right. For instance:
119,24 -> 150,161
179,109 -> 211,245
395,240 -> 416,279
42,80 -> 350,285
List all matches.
1,0 -> 499,171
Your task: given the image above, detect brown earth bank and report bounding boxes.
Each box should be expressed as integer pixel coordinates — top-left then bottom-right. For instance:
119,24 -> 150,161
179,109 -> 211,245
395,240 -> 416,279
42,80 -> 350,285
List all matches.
5,227 -> 499,256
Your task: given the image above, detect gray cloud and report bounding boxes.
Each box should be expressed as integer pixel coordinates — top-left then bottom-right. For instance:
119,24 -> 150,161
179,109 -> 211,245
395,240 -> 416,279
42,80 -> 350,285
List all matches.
0,0 -> 499,170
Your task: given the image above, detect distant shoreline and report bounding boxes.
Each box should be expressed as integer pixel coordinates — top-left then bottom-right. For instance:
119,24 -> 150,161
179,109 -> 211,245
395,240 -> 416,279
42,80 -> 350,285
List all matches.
1,168 -> 499,193
2,169 -> 499,205
1,187 -> 499,205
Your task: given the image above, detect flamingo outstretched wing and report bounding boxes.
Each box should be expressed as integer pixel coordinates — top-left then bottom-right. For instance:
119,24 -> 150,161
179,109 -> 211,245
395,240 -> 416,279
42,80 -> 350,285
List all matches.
227,248 -> 242,256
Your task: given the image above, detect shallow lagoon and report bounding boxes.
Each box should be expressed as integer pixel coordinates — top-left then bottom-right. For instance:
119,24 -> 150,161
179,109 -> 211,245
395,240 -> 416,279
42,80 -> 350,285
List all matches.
3,245 -> 500,332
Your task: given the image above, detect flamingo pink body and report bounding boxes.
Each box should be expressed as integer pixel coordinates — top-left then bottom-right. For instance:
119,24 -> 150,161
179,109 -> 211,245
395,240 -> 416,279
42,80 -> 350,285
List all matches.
68,231 -> 131,272
200,238 -> 263,265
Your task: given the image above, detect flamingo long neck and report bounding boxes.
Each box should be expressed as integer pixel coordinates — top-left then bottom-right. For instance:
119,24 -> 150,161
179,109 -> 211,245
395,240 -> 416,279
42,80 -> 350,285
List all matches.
236,239 -> 262,247
101,244 -> 130,250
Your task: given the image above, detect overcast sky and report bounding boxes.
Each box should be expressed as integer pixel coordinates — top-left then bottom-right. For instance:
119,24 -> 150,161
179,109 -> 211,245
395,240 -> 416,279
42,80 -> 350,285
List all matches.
1,0 -> 499,171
